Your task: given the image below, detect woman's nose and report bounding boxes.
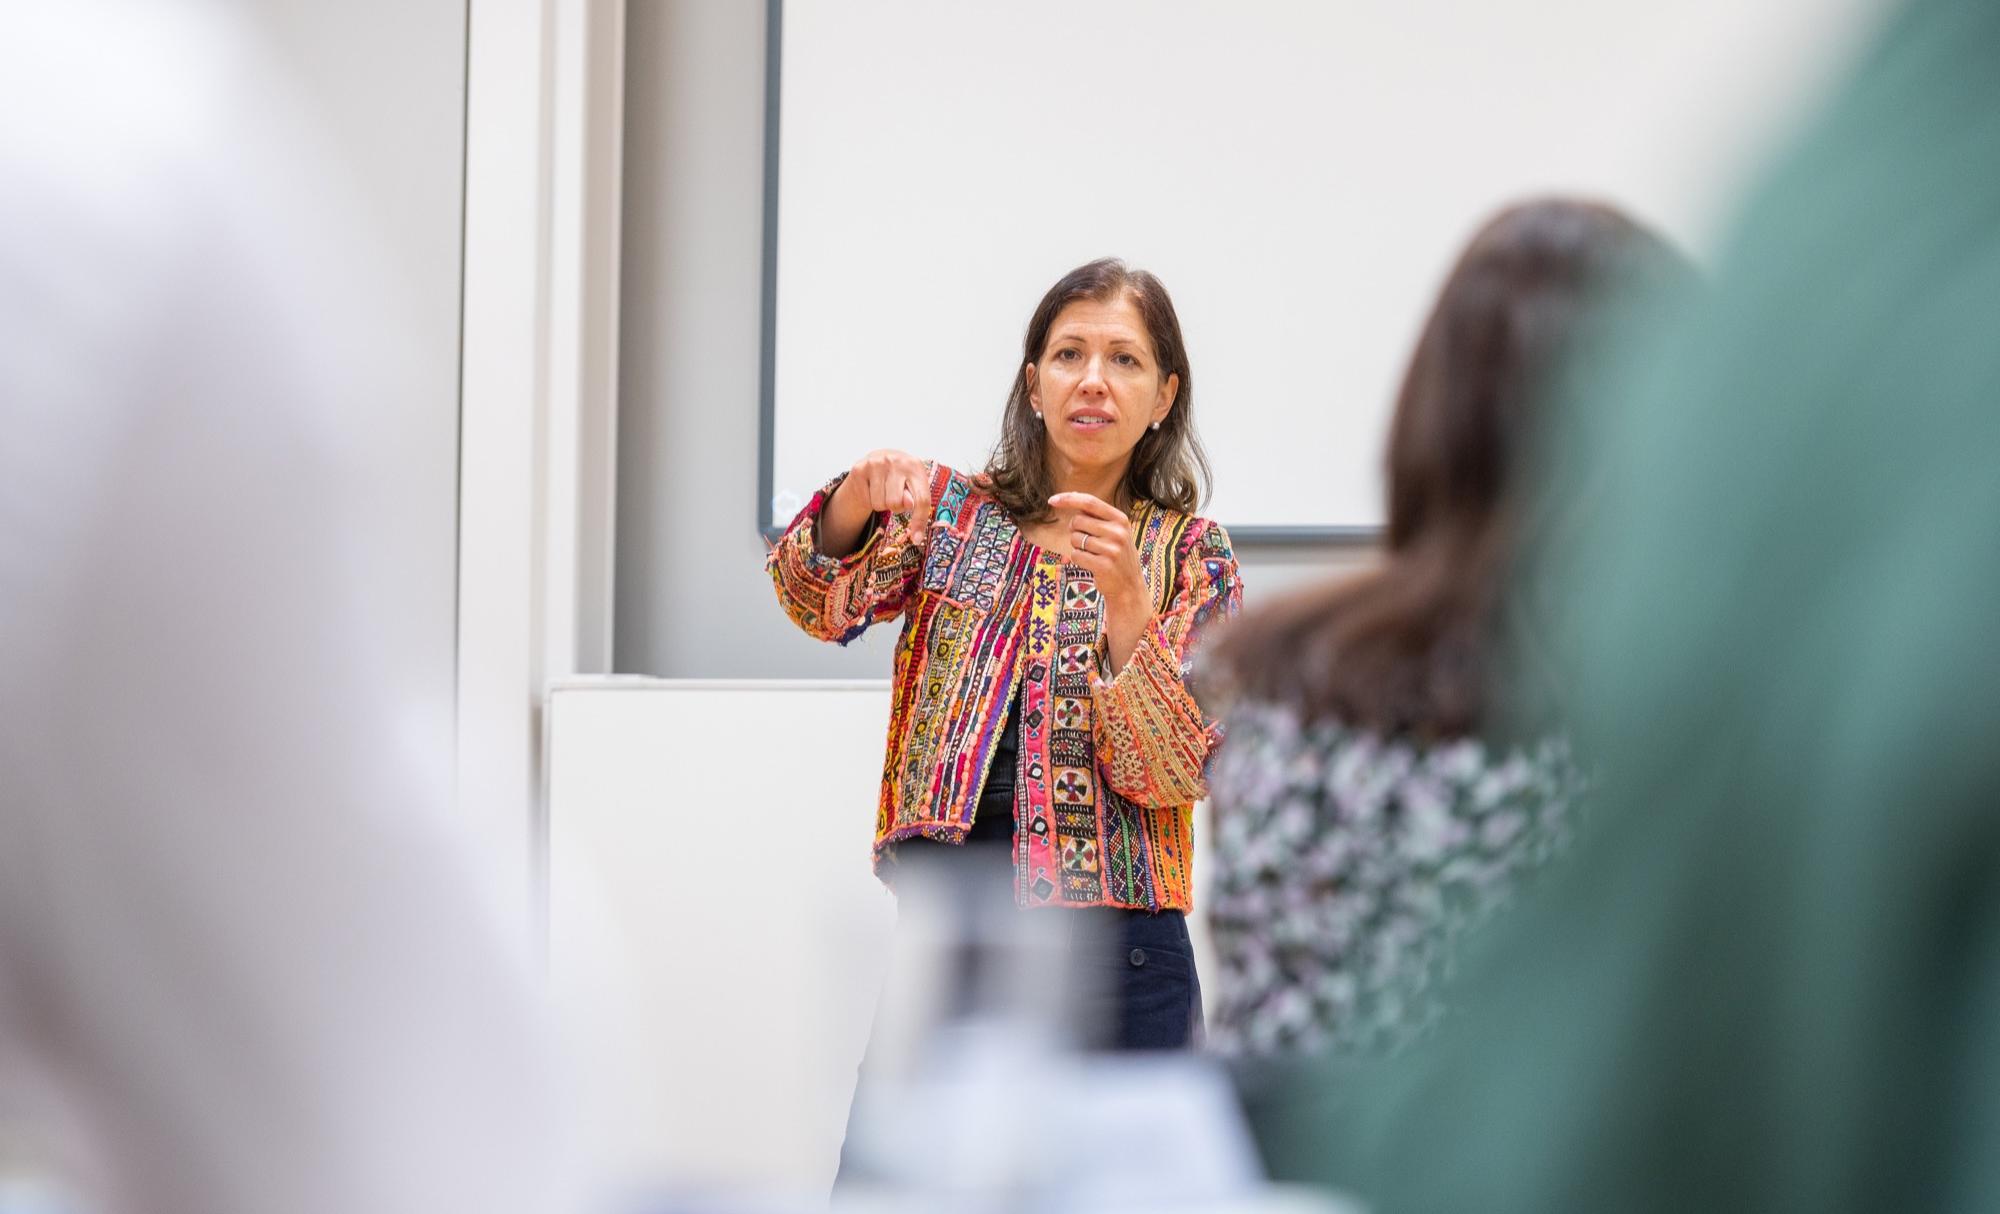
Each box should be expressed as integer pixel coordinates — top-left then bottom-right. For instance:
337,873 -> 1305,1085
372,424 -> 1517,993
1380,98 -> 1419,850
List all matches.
1079,356 -> 1109,393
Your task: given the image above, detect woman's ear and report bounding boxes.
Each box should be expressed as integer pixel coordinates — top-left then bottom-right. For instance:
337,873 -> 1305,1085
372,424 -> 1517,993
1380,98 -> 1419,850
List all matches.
1025,364 -> 1040,410
1154,372 -> 1180,424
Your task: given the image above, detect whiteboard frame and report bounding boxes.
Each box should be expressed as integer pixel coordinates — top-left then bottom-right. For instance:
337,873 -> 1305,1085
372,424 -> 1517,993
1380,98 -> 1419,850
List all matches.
753,0 -> 1376,547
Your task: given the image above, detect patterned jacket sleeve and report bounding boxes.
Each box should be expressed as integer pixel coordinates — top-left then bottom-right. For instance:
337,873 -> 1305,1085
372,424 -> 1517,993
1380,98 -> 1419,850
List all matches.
1090,519 -> 1244,807
765,469 -> 928,645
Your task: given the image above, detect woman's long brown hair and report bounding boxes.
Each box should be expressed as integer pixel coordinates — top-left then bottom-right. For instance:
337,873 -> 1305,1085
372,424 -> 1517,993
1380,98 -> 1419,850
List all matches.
1207,199 -> 1688,740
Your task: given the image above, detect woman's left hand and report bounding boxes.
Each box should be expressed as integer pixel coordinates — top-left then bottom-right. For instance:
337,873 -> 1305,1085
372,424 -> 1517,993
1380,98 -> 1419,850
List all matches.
1049,492 -> 1152,672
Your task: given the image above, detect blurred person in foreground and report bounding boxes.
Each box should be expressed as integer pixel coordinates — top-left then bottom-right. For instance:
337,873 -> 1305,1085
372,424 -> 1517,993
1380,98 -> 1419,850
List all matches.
0,5 -> 563,1213
1199,198 -> 1687,1060
1238,1 -> 2000,1210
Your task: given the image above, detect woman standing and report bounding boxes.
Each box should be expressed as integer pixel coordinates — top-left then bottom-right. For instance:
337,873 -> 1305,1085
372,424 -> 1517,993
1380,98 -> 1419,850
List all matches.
1201,200 -> 1687,1059
768,258 -> 1240,1052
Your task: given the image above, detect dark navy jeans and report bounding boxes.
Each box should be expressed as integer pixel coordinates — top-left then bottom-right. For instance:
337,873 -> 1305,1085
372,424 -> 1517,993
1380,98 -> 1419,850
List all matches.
881,835 -> 1202,1049
1076,899 -> 1203,1050
834,840 -> 1202,1190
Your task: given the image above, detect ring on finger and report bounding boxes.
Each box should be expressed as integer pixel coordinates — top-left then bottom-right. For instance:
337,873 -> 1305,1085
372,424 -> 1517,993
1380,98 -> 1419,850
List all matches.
1077,533 -> 1088,553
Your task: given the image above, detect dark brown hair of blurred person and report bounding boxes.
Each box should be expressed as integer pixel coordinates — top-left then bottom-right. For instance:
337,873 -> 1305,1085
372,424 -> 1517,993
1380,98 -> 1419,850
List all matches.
984,257 -> 1211,524
1207,199 -> 1688,740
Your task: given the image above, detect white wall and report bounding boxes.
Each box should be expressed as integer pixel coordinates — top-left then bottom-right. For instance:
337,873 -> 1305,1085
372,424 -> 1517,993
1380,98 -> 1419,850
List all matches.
544,678 -> 1230,1194
546,680 -> 898,1193
613,0 -> 1371,679
235,0 -> 468,758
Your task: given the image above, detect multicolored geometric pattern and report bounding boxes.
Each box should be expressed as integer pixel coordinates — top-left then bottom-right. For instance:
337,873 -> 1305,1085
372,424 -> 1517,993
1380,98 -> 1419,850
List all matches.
766,462 -> 1243,911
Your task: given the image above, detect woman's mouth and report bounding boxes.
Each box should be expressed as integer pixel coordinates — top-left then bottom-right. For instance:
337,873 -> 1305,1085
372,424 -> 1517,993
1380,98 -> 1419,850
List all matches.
1069,412 -> 1115,430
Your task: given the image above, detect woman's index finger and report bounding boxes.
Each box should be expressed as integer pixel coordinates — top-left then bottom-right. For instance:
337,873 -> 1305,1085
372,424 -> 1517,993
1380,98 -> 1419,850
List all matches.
904,475 -> 930,540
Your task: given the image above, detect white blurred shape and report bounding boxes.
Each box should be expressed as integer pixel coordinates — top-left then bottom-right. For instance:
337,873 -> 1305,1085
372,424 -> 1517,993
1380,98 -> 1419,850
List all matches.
0,3 -> 564,1212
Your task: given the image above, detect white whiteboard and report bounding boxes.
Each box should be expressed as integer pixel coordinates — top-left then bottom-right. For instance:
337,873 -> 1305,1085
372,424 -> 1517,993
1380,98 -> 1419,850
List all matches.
764,0 -> 1882,536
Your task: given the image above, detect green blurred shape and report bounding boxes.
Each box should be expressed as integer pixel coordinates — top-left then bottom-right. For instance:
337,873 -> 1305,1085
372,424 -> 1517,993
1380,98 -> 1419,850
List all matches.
1243,1 -> 2000,1210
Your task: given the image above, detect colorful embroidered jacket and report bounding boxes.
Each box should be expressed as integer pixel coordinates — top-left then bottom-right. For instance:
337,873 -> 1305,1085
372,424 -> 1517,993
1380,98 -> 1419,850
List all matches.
767,463 -> 1243,911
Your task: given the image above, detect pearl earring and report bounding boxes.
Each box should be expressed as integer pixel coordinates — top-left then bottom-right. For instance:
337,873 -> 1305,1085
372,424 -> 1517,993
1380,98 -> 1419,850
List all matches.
1034,410 -> 1043,420
1150,421 -> 1161,431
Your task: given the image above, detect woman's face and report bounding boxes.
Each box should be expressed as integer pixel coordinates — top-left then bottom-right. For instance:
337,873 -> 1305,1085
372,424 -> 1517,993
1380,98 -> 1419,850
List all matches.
1026,294 -> 1179,480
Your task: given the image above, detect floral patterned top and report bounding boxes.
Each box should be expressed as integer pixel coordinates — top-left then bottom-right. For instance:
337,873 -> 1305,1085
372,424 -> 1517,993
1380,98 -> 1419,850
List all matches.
1205,699 -> 1579,1057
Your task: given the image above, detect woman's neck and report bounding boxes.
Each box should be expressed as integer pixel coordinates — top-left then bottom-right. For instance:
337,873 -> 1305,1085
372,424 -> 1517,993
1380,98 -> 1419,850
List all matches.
1048,455 -> 1130,511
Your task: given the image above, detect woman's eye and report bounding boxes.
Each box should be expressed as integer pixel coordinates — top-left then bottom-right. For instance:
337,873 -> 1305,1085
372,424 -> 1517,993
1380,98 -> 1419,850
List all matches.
1054,348 -> 1079,361
1115,353 -> 1139,367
